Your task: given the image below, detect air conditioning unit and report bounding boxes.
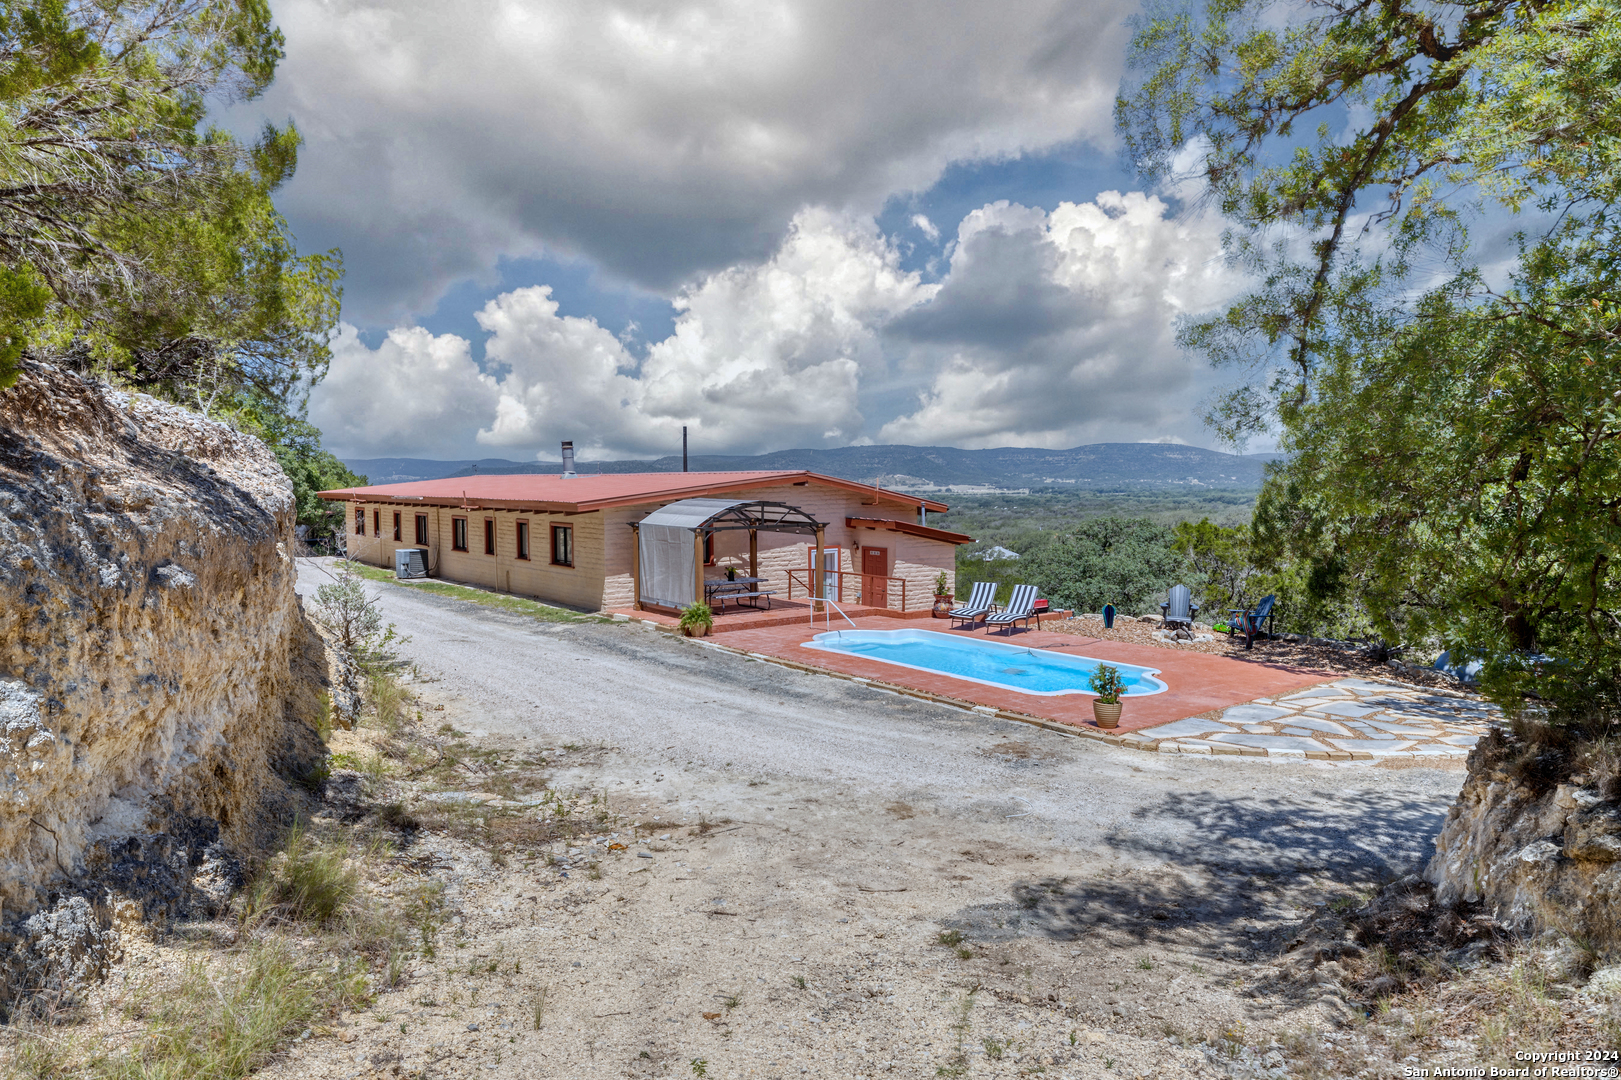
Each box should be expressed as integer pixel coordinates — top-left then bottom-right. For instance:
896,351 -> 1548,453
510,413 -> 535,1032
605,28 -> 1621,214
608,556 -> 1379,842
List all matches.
394,548 -> 429,579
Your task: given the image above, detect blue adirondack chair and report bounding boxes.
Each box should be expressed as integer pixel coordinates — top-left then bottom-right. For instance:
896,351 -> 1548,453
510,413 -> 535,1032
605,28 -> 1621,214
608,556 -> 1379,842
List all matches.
1160,584 -> 1200,629
1227,594 -> 1277,650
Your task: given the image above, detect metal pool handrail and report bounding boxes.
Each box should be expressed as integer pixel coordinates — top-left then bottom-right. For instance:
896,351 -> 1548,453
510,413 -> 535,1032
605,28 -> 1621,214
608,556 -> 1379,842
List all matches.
814,597 -> 861,632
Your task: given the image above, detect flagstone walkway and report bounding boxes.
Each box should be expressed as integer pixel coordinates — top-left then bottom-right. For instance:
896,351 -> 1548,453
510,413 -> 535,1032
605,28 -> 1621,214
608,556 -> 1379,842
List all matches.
1121,678 -> 1501,759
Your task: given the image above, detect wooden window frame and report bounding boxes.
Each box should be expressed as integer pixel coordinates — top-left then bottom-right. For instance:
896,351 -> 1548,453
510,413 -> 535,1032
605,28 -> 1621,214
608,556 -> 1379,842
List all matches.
373,510 -> 380,537
452,516 -> 468,552
355,507 -> 365,535
414,514 -> 429,546
516,520 -> 530,561
703,531 -> 715,566
483,517 -> 496,556
550,523 -> 574,568
392,511 -> 402,542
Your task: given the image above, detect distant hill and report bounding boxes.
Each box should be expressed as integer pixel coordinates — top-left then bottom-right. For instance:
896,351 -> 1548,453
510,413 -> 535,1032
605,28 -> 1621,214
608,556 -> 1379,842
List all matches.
342,443 -> 1281,491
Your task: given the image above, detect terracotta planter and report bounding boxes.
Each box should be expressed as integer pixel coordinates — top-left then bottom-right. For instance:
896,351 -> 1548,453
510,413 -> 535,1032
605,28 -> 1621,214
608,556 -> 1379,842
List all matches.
1092,700 -> 1122,729
931,594 -> 954,618
682,623 -> 711,637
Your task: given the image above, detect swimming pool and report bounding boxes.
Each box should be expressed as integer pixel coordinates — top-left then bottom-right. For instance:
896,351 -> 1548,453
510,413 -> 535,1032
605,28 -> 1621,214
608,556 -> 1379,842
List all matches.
801,628 -> 1168,697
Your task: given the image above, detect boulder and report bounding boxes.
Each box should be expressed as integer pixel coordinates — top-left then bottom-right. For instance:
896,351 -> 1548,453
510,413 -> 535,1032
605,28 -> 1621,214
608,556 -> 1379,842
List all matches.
1425,729 -> 1621,954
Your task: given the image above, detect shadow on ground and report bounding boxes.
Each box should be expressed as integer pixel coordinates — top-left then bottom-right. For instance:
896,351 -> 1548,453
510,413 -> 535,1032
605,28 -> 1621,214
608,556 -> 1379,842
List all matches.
945,787 -> 1450,960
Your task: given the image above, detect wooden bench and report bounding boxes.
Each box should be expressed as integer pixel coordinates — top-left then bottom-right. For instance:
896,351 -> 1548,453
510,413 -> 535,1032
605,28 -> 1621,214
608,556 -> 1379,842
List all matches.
713,589 -> 778,612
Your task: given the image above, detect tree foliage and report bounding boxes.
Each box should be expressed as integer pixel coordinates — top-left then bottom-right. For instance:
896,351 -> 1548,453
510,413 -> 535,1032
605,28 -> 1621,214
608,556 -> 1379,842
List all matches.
1119,0 -> 1621,719
0,0 -> 340,399
1024,517 -> 1189,615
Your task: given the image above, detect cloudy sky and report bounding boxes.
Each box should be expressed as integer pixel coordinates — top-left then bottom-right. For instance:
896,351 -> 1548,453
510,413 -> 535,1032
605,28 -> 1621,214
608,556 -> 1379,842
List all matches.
236,0 -> 1252,463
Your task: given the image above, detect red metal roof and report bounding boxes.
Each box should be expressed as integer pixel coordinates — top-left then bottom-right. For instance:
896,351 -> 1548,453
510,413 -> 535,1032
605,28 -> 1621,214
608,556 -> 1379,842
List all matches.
317,470 -> 950,514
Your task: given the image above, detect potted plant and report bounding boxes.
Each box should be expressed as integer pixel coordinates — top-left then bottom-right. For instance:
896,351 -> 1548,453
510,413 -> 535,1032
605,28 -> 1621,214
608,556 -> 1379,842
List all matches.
1089,664 -> 1125,729
931,571 -> 953,618
678,602 -> 713,637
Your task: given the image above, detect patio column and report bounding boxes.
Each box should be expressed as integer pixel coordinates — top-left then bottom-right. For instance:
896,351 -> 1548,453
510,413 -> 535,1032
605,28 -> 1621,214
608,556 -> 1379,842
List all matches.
630,524 -> 641,611
813,525 -> 825,609
693,528 -> 705,609
748,528 -> 758,580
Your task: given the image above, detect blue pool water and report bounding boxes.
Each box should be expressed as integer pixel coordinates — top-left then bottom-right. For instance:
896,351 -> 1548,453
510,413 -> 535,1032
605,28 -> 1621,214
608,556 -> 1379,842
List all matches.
802,629 -> 1167,697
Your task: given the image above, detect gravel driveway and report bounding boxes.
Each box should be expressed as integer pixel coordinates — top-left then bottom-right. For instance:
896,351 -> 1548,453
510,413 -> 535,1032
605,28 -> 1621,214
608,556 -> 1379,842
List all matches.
297,558 -> 1461,879
284,559 -> 1470,1078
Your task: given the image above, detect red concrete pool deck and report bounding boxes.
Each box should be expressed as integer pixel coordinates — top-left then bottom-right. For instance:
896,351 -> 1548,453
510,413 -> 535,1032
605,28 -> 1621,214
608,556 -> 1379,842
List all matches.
703,615 -> 1339,736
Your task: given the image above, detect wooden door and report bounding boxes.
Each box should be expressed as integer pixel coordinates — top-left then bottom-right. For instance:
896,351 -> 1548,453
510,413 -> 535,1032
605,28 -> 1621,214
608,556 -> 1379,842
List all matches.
862,546 -> 889,608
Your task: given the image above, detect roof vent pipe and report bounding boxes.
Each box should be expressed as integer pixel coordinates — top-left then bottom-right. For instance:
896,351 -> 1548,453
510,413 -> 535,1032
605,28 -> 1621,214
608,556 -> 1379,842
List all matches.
561,440 -> 576,479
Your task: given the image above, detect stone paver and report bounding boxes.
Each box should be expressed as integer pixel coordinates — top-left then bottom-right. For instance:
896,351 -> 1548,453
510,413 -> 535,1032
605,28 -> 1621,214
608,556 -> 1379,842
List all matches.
1135,677 -> 1501,760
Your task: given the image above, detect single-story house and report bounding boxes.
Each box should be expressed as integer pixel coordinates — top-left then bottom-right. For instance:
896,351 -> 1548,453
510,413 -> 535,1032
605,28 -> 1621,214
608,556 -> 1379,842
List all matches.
317,470 -> 973,615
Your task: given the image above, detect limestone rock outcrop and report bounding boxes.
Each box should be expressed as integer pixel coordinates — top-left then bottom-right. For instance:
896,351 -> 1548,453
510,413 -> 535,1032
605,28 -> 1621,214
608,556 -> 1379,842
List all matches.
1425,729 -> 1621,954
0,361 -> 318,918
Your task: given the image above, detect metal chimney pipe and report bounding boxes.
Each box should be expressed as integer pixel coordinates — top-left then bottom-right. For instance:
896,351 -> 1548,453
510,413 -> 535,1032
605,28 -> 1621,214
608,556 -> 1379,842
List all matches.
682,426 -> 688,472
561,440 -> 576,478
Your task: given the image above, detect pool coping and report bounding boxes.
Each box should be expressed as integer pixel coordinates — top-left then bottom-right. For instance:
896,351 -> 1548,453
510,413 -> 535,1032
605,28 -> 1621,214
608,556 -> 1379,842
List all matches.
654,618 -> 1484,761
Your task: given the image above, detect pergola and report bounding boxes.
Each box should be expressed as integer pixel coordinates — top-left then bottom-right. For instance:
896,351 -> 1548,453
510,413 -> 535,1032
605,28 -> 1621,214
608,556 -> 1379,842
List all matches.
629,498 -> 829,611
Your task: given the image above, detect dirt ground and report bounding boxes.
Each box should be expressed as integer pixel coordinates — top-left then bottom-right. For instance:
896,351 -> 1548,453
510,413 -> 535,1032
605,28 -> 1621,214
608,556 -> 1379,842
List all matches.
242,689 -> 1365,1080
23,564 -> 1497,1080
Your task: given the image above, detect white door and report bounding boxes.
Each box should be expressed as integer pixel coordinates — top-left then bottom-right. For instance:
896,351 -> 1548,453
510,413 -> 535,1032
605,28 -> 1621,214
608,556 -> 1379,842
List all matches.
819,548 -> 840,600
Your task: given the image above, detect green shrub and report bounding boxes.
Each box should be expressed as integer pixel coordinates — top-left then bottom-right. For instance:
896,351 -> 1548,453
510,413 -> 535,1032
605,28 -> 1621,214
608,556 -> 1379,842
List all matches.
1089,664 -> 1125,704
678,603 -> 713,632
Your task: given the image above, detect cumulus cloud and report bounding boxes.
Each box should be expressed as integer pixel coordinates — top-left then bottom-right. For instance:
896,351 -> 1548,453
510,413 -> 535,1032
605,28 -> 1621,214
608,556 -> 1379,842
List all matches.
311,209 -> 936,459
307,324 -> 499,458
310,194 -> 1240,459
243,0 -> 1134,323
877,192 -> 1238,447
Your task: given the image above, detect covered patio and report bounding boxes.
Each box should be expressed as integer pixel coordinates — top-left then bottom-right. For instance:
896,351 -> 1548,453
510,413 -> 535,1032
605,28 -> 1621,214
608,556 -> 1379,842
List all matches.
631,497 -> 833,617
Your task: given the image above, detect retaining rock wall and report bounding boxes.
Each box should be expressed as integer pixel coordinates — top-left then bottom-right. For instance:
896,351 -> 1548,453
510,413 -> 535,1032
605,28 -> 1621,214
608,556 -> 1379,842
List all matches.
0,361 -> 320,922
1425,729 -> 1621,954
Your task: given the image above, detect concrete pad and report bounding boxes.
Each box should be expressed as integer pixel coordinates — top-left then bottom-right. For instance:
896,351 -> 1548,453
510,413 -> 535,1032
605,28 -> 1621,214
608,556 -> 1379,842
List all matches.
1206,732 -> 1335,754
1134,717 -> 1238,741
1220,704 -> 1293,724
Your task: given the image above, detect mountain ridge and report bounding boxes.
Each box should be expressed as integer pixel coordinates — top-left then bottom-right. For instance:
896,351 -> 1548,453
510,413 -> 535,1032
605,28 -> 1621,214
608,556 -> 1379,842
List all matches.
341,443 -> 1281,491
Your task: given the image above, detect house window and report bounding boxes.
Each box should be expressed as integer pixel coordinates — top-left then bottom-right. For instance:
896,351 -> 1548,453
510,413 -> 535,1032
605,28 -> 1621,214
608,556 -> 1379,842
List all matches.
551,524 -> 573,567
392,512 -> 401,541
373,510 -> 380,537
703,531 -> 715,565
516,521 -> 530,560
452,517 -> 468,551
484,518 -> 496,556
355,507 -> 365,535
415,514 -> 429,545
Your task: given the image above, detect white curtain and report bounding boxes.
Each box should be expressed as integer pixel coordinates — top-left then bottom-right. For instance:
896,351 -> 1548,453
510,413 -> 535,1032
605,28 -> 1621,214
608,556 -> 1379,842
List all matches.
639,524 -> 695,608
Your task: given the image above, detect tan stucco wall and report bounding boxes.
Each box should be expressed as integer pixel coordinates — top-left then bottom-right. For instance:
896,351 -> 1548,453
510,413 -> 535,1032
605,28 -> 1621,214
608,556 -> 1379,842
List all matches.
345,503 -> 606,610
343,482 -> 958,613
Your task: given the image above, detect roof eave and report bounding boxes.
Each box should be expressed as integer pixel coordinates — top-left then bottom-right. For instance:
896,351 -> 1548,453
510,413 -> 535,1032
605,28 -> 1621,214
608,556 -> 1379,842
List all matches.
845,516 -> 974,545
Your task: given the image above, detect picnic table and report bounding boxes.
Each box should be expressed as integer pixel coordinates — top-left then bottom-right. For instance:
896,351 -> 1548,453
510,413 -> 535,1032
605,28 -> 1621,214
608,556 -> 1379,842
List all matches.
704,576 -> 778,611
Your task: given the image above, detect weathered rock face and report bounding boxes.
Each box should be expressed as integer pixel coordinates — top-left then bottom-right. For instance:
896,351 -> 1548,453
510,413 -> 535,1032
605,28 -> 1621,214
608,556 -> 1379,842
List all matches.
0,361 -> 313,917
1425,729 -> 1621,954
